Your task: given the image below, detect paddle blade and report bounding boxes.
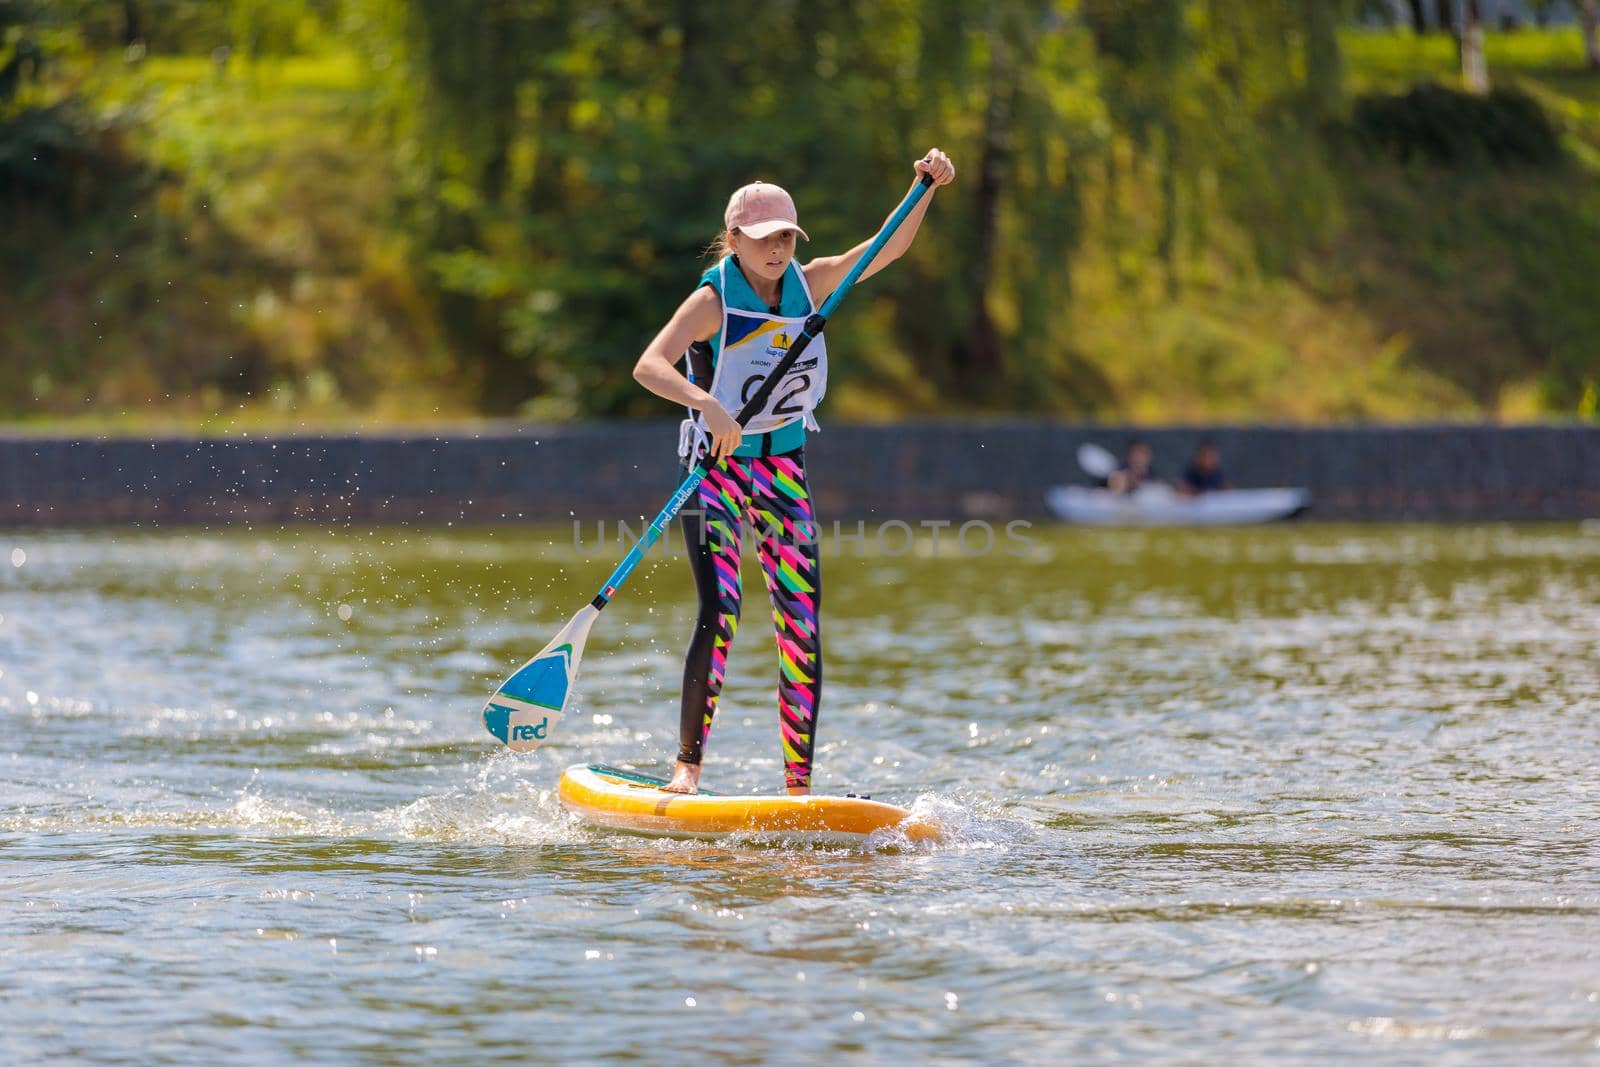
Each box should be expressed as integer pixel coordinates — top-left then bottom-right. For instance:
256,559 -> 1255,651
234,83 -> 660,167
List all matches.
482,604 -> 600,752
1077,443 -> 1118,480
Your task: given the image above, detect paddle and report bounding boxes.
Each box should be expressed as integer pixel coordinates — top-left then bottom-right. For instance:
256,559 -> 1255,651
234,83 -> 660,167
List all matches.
483,174 -> 937,751
1077,442 -> 1118,481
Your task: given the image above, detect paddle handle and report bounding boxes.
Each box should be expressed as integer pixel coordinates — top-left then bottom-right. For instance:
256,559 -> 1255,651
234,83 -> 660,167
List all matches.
590,174 -> 936,610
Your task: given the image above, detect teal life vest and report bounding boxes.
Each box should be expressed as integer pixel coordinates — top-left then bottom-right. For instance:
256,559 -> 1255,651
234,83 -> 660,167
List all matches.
679,255 -> 826,460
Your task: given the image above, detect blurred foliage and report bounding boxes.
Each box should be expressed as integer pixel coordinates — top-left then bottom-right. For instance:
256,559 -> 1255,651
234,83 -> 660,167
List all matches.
2,0 -> 1599,425
1351,83 -> 1565,166
1,0 -> 99,207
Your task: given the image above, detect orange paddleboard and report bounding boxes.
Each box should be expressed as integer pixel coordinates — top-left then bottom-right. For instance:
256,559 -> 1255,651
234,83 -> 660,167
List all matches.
557,764 -> 940,844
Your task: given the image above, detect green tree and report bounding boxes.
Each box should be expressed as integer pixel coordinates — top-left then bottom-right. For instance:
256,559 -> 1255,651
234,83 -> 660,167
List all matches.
1303,0 -> 1345,118
1579,0 -> 1600,71
378,0 -> 1093,413
1459,0 -> 1489,93
380,0 -> 1360,413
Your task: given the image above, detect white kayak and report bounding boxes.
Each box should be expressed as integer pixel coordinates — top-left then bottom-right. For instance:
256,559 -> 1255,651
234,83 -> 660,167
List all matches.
1045,484 -> 1310,526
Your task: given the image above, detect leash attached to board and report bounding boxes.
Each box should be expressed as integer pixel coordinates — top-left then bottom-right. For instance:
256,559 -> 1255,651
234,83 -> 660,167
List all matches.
483,175 -> 936,751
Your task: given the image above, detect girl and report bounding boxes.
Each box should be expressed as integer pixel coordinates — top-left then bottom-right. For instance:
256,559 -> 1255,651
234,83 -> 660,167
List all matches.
632,148 -> 956,795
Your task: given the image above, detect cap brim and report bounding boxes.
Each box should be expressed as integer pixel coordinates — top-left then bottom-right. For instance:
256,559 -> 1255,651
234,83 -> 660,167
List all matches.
738,219 -> 809,241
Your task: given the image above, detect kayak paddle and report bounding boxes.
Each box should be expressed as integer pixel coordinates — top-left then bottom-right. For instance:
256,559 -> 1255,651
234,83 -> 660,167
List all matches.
483,174 -> 937,751
1077,443 -> 1118,480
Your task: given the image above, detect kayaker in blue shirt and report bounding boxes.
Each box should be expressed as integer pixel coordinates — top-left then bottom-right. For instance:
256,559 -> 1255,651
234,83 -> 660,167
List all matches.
1179,441 -> 1228,495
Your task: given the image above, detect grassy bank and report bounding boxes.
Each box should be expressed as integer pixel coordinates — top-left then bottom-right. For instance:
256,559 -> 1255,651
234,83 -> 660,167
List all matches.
1061,29 -> 1600,424
3,51 -> 472,430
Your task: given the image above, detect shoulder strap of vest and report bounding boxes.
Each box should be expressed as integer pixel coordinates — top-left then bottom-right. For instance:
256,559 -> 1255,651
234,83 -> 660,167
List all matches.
790,260 -> 816,313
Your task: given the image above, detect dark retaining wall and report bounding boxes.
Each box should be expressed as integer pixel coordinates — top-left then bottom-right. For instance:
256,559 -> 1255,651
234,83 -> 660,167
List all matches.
3,421 -> 1598,527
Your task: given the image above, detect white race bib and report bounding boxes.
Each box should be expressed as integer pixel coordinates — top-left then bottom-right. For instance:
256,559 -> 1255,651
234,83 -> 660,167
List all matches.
680,260 -> 827,459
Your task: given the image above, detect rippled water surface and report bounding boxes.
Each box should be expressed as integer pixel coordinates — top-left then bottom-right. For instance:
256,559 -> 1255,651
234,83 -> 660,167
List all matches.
3,523 -> 1599,1063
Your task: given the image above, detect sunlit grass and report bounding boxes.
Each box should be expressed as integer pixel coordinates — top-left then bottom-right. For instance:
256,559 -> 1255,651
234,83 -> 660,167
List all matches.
3,49 -> 471,427
1344,27 -> 1600,123
122,51 -> 369,91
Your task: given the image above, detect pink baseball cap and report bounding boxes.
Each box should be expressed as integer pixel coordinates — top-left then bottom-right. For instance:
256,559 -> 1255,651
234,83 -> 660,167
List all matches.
724,182 -> 809,241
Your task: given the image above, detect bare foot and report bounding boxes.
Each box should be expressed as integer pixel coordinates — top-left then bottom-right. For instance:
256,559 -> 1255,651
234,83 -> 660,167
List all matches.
786,785 -> 809,796
662,760 -> 701,794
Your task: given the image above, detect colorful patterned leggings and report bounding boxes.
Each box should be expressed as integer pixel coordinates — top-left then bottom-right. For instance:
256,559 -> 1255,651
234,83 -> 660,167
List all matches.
677,449 -> 822,790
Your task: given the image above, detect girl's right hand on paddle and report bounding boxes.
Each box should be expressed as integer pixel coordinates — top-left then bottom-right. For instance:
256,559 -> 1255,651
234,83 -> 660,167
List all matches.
914,147 -> 956,186
703,402 -> 742,461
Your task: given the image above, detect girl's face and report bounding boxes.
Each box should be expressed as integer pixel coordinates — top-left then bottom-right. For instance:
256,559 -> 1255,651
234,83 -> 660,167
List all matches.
730,228 -> 798,284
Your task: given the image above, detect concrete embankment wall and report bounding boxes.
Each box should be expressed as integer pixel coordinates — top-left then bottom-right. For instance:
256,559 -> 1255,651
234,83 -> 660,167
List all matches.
3,422 -> 1598,527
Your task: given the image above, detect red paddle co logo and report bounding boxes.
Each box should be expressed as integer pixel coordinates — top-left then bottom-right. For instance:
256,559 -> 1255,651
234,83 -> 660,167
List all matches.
507,709 -> 555,751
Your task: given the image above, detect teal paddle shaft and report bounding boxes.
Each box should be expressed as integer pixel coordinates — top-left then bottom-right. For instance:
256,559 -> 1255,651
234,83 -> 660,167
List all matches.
588,173 -> 935,611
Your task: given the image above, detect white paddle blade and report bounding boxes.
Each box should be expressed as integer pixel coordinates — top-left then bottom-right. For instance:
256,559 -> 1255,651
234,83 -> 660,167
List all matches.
1077,443 -> 1118,480
482,604 -> 600,752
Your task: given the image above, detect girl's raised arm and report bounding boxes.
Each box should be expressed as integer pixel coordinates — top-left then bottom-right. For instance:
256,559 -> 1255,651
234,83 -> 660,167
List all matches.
803,148 -> 955,302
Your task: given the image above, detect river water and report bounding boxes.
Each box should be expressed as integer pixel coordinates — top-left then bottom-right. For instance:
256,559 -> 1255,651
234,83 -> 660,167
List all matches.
2,523 -> 1598,1064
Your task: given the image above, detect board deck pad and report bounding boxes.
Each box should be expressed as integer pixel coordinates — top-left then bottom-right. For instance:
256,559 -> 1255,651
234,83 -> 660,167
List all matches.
585,763 -> 720,795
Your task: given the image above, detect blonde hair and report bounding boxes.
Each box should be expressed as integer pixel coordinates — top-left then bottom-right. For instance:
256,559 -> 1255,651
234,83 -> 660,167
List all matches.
706,227 -> 736,261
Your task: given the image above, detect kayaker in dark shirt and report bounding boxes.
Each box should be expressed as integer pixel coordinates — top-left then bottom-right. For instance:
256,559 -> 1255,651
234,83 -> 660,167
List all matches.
1178,442 -> 1228,495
